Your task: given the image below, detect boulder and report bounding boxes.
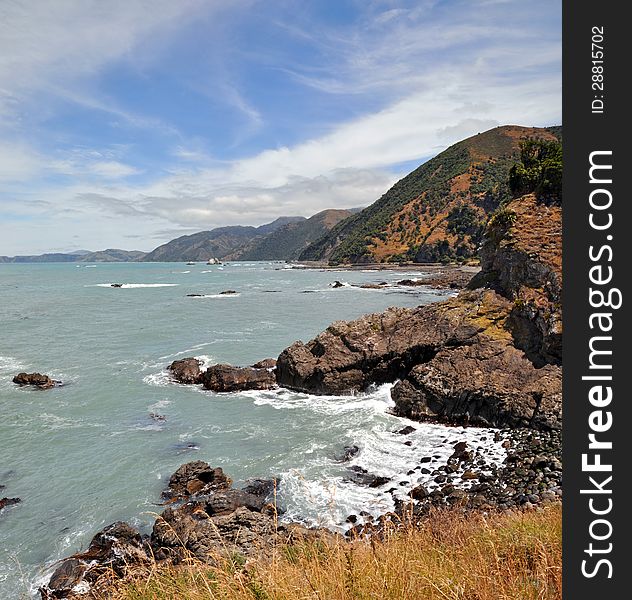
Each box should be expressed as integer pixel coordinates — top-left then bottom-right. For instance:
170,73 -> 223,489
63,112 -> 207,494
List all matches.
251,358 -> 277,369
40,522 -> 149,599
201,364 -> 276,392
0,497 -> 21,511
168,357 -> 202,384
12,372 -> 57,389
219,290 -> 238,295
164,461 -> 232,499
391,338 -> 562,430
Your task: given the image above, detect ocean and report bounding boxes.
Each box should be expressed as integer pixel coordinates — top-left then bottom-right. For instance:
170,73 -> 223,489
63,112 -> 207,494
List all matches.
0,261 -> 506,597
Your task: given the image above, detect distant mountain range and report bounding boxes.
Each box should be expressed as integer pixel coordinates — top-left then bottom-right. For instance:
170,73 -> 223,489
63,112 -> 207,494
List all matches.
0,249 -> 146,263
1,125 -> 561,265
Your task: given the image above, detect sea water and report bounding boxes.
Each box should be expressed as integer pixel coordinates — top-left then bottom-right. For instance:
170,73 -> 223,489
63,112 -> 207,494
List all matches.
0,262 -> 506,597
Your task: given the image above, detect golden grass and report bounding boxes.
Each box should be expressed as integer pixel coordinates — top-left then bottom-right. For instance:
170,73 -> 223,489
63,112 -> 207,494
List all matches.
103,504 -> 561,600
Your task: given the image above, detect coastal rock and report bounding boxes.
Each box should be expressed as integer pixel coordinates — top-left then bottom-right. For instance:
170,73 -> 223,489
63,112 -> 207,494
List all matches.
251,358 -> 277,369
276,288 -> 509,396
201,363 -> 276,392
152,504 -> 279,563
12,372 -> 57,389
331,280 -> 345,288
0,497 -> 21,511
164,461 -> 232,499
241,478 -> 277,499
391,338 -> 562,430
40,522 -> 149,599
219,290 -> 238,295
168,357 -> 202,384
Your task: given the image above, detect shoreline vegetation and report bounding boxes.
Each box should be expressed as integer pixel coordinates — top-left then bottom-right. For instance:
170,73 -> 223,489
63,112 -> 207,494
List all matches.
86,505 -> 563,600
9,128 -> 562,599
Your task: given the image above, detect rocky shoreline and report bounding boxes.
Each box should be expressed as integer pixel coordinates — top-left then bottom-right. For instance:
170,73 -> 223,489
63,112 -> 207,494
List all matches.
37,187 -> 562,597
39,424 -> 561,599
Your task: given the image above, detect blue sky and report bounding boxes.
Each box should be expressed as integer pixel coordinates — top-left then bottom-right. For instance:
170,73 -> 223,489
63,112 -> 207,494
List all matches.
0,0 -> 561,255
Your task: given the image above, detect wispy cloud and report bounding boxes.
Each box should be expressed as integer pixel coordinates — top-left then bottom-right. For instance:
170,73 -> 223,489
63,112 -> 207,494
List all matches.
0,0 -> 561,255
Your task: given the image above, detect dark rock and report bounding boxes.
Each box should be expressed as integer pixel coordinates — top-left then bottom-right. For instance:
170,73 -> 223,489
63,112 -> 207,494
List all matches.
0,497 -> 21,511
13,372 -> 58,389
187,293 -> 204,297
251,358 -> 277,369
346,467 -> 390,488
40,522 -> 148,599
201,364 -> 276,392
331,281 -> 345,288
346,514 -> 357,524
168,357 -> 202,385
392,334 -> 561,431
110,283 -> 123,288
241,478 -> 278,500
219,290 -> 238,295
397,425 -> 416,435
404,440 -> 412,446
409,486 -> 428,500
450,442 -> 472,463
203,489 -> 270,516
335,445 -> 360,462
164,461 -> 232,499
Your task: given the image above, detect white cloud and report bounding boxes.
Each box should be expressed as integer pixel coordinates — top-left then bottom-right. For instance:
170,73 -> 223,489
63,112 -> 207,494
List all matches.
0,0 -> 561,254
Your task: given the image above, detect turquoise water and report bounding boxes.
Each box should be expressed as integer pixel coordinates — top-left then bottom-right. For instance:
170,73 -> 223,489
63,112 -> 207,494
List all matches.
0,262 -> 504,597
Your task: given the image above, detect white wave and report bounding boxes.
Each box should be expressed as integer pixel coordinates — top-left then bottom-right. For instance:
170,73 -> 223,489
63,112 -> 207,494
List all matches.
143,355 -> 213,387
247,383 -> 507,530
248,383 -> 394,417
0,355 -> 24,373
158,344 -> 213,360
187,293 -> 240,298
92,283 -> 179,288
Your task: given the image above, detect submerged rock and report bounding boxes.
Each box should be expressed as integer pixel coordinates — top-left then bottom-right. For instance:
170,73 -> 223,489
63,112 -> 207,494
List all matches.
12,372 -> 58,389
168,357 -> 202,384
0,497 -> 21,511
201,364 -> 276,392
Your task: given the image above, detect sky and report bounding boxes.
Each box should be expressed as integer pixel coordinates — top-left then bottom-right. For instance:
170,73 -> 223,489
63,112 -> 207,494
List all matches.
0,0 -> 561,255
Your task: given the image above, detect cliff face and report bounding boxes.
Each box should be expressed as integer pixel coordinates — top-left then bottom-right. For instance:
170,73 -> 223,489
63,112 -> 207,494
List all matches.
300,125 -> 561,265
277,185 -> 563,431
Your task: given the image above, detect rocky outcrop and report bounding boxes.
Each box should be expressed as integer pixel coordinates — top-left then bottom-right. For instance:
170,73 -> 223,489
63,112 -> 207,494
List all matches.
276,190 -> 562,431
40,522 -> 150,599
276,289 -> 514,396
163,461 -> 232,499
470,193 -> 562,366
168,357 -> 203,384
152,467 -> 313,563
391,338 -> 561,430
201,364 -> 276,392
12,372 -> 59,389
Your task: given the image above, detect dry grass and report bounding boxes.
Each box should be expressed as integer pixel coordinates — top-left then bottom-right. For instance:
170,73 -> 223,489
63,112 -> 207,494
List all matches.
103,504 -> 561,600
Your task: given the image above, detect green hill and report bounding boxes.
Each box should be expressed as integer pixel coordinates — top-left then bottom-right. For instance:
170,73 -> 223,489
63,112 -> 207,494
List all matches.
300,125 -> 562,265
